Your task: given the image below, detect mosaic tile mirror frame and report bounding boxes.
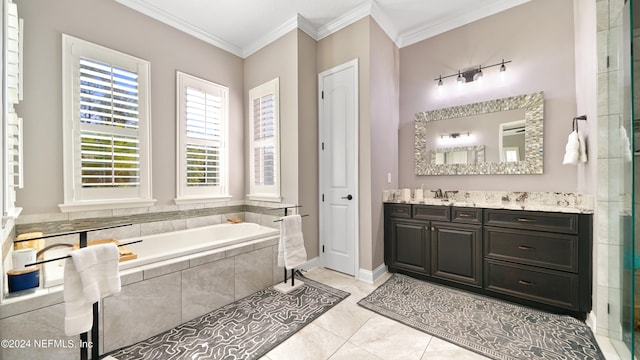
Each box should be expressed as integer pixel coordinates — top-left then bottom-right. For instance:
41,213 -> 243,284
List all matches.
414,92 -> 544,175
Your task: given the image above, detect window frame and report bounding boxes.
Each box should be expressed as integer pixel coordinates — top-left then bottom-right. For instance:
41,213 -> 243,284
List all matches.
60,34 -> 154,212
247,78 -> 280,202
175,71 -> 230,204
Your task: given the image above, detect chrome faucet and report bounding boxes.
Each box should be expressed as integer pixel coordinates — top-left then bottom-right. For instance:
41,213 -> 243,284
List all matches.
515,192 -> 528,203
443,190 -> 459,200
431,189 -> 443,199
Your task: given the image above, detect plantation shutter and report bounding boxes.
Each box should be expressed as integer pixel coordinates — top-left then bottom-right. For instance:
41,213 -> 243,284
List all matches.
79,57 -> 140,188
252,94 -> 275,186
5,0 -> 23,215
247,78 -> 279,201
185,87 -> 222,187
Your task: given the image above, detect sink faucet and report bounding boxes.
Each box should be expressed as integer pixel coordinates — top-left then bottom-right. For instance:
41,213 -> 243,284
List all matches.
443,190 -> 459,200
431,189 -> 443,199
515,192 -> 528,203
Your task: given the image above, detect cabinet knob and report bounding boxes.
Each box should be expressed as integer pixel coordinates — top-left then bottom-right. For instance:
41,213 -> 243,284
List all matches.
431,227 -> 435,231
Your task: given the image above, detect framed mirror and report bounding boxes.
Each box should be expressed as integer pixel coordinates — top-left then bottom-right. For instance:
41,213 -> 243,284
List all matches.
414,92 -> 544,175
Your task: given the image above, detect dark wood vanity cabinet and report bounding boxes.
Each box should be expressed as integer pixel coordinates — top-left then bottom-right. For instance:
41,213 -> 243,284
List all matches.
385,204 -> 482,287
388,218 -> 430,275
385,203 -> 449,277
484,209 -> 591,316
384,204 -> 593,319
431,207 -> 483,287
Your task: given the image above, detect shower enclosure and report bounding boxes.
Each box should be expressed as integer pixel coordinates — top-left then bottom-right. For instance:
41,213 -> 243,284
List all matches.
604,0 -> 636,358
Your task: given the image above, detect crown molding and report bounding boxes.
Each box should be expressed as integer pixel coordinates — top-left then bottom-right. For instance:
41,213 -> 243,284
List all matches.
396,0 -> 531,48
369,1 -> 400,44
316,0 -> 372,41
116,0 -> 531,58
114,0 -> 243,57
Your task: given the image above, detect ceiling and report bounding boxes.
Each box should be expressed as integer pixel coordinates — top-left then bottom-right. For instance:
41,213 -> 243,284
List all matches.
114,0 -> 531,58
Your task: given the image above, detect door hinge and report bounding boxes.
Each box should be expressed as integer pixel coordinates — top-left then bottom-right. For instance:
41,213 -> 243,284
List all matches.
322,142 -> 324,150
606,55 -> 610,69
322,245 -> 325,253
607,303 -> 610,314
321,91 -> 324,99
322,194 -> 324,202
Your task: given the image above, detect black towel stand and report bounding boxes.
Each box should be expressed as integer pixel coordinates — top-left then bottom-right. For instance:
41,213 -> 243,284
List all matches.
14,223 -> 136,360
270,206 -> 308,287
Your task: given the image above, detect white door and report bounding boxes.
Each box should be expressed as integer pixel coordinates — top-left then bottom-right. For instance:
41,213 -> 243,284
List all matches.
318,59 -> 358,276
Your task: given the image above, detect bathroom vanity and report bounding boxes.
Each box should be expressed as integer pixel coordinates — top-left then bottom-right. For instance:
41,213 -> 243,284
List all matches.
384,201 -> 593,320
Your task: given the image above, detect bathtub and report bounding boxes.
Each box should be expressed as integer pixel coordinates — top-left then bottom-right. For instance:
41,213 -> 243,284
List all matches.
43,222 -> 280,287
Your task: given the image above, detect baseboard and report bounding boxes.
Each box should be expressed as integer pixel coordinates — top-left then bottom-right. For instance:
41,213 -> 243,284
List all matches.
586,311 -> 596,331
358,263 -> 388,284
298,256 -> 320,271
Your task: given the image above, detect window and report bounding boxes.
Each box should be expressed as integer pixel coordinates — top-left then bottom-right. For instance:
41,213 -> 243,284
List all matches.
60,34 -> 154,212
248,78 -> 280,202
175,72 -> 229,203
4,0 -> 23,218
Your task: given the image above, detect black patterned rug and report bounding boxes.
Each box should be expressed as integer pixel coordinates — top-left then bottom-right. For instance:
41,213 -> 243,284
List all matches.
108,274 -> 349,360
358,274 -> 604,360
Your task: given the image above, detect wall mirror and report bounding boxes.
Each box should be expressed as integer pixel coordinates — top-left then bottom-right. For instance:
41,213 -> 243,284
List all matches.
414,92 -> 544,175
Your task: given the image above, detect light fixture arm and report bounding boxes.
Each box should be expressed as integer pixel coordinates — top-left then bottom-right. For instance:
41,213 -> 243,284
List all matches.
434,59 -> 511,83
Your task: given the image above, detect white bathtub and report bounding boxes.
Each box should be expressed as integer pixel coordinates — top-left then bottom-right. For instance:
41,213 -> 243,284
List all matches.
43,222 -> 279,287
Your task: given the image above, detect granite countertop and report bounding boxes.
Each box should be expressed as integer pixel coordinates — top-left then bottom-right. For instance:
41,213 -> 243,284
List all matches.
382,190 -> 594,214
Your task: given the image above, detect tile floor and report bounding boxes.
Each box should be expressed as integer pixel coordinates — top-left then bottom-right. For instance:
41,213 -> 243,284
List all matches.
262,267 -> 622,360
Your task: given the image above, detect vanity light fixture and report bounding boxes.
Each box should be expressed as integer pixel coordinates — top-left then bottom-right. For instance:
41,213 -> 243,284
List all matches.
435,59 -> 511,86
440,132 -> 470,140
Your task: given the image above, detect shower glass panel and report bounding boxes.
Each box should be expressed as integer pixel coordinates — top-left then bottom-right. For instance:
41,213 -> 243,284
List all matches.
609,0 -> 635,357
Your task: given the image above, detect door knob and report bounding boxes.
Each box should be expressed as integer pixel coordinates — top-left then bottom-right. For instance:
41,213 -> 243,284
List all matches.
342,194 -> 353,200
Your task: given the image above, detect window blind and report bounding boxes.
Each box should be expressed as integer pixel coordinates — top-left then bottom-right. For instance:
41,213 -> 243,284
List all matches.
79,57 -> 140,188
252,94 -> 275,186
184,86 -> 222,187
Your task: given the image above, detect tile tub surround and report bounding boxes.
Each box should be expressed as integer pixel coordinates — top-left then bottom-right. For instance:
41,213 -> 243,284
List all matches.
0,235 -> 284,359
2,202 -> 293,289
383,189 -> 594,214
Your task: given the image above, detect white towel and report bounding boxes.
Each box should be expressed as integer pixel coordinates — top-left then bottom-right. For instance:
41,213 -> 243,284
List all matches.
64,243 -> 121,336
577,131 -> 588,163
621,125 -> 633,162
277,215 -> 307,270
562,130 -> 580,165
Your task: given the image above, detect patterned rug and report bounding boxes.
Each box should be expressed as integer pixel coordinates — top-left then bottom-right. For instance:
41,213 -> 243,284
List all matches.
358,274 -> 605,360
108,274 -> 349,360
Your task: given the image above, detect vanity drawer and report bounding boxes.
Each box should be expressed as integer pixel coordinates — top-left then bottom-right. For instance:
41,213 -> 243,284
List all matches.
387,203 -> 411,218
485,227 -> 578,272
484,209 -> 578,234
452,207 -> 482,224
413,205 -> 450,221
485,260 -> 579,310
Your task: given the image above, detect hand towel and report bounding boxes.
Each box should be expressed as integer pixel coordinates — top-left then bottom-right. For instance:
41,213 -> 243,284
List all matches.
64,243 -> 121,336
562,130 -> 580,165
277,215 -> 307,270
577,131 -> 588,163
621,125 -> 633,162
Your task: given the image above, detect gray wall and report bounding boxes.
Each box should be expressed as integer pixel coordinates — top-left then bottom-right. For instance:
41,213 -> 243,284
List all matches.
15,0 -> 245,214
398,0 -> 579,193
243,29 -> 319,259
369,20 -> 400,271
317,18 -> 374,271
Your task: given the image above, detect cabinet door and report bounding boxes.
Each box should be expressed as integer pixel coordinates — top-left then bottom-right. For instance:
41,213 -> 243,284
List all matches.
431,222 -> 482,287
390,219 -> 429,275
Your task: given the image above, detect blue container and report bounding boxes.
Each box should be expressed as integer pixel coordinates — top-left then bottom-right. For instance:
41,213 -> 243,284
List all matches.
7,267 -> 39,292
